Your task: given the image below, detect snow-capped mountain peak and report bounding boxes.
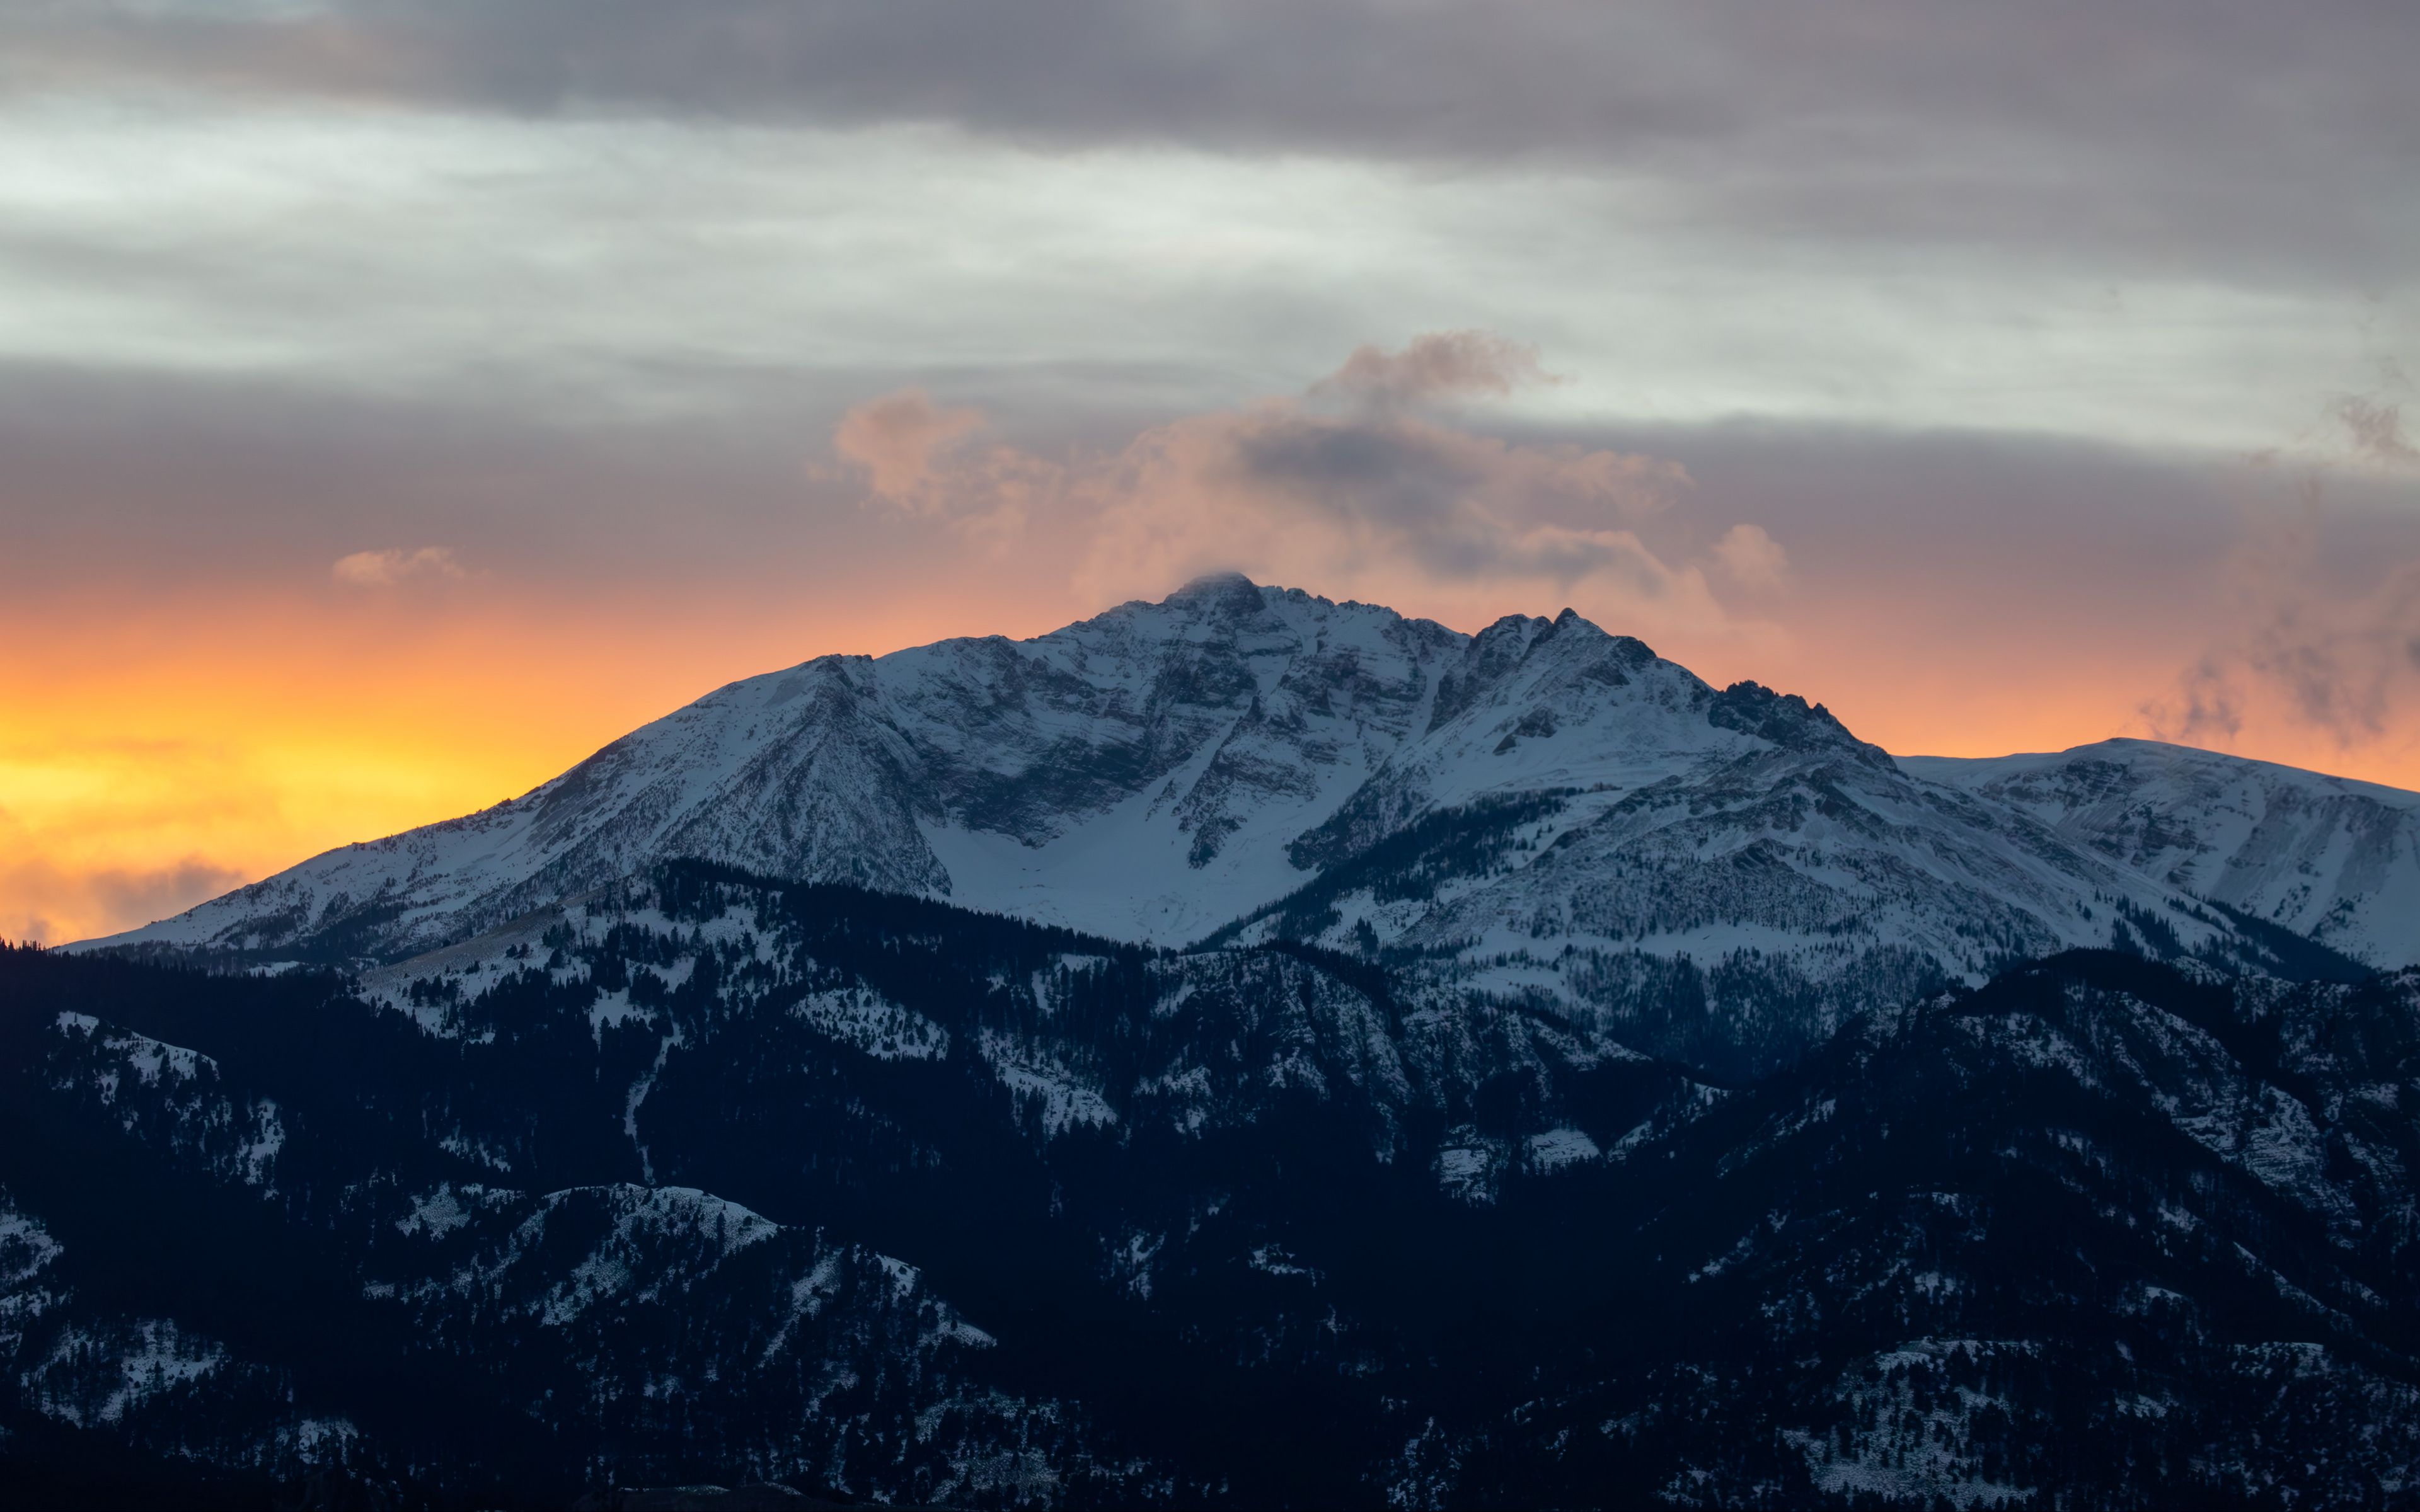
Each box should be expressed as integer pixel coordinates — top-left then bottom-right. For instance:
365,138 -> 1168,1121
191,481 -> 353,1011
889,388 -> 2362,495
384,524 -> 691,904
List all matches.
73,579 -> 2420,1024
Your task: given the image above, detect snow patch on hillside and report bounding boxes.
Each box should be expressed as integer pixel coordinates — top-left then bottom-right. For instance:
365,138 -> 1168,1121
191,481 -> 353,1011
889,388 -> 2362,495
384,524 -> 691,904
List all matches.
796,987 -> 948,1060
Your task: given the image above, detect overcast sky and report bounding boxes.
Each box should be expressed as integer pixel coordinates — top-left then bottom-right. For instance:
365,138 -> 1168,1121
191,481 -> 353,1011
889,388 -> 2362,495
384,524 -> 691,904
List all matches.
4,0 -> 2417,942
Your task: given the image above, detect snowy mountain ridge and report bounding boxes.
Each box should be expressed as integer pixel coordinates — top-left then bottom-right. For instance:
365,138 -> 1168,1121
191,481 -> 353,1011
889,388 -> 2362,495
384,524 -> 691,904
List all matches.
75,576 -> 2420,1009
1905,739 -> 2420,968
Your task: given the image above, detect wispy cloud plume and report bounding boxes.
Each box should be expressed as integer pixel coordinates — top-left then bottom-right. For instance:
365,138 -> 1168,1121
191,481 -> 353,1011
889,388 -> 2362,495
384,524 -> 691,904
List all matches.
833,389 -> 985,504
2143,383 -> 2420,757
833,389 -> 1061,547
2332,394 -> 2419,469
2150,567 -> 2420,752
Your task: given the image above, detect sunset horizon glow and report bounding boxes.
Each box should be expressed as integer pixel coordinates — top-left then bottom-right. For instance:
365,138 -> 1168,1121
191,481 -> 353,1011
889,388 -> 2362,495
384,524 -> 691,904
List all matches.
4,0 -> 2416,946
13,517 -> 2420,948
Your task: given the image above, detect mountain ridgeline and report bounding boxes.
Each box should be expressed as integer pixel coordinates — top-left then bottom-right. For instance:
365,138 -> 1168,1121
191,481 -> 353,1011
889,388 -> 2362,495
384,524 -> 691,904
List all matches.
79,575 -> 2420,1072
13,577 -> 2420,1508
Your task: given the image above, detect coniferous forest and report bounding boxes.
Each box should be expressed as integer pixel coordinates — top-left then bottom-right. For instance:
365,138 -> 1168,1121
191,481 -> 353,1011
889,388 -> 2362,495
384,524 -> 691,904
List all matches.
7,862 -> 2419,1508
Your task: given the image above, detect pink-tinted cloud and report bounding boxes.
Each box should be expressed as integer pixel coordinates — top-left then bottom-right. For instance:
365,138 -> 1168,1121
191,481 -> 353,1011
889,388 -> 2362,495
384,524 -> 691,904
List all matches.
332,545 -> 464,587
834,389 -> 1063,547
833,389 -> 986,503
1708,522 -> 1789,591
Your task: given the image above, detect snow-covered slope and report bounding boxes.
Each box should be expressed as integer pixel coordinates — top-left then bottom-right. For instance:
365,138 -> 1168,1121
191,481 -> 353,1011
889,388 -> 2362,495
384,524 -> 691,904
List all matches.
75,579 -> 2420,1007
83,575 -> 1458,957
1202,610 -> 2337,1070
1904,739 -> 2420,968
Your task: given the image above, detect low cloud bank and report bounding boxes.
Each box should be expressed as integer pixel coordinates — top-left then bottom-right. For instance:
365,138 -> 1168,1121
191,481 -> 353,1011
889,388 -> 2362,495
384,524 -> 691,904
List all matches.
0,850 -> 245,948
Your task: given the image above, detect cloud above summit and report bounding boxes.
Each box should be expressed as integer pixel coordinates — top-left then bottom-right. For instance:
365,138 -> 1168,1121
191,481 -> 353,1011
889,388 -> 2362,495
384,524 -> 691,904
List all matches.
832,337 -> 1754,642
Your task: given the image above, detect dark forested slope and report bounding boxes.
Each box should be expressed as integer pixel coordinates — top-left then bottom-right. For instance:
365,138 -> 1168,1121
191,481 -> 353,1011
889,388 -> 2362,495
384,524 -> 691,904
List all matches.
7,867 -> 2419,1506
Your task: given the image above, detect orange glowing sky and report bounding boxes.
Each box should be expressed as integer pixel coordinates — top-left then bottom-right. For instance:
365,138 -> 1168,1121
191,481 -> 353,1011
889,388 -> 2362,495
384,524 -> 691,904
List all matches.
9,452 -> 2418,949
0,585 -> 1040,946
3,1 -> 2416,943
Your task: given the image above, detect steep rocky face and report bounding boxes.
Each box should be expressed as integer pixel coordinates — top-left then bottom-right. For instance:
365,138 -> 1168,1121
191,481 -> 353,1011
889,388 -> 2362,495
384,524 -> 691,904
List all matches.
1211,620 -> 2354,1075
1906,738 -> 2420,968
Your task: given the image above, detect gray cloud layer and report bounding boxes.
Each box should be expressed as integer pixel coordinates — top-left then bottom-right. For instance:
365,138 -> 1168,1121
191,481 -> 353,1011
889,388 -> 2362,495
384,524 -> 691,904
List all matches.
10,0 -> 2414,286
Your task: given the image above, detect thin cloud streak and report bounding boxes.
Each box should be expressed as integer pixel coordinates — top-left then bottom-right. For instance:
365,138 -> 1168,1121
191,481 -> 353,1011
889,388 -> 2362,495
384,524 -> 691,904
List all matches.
0,98 -> 2397,458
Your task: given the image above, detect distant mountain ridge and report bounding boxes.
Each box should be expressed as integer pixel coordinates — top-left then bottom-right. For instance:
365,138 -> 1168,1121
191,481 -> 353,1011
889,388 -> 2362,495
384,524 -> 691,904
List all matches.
76,577 -> 2420,1062
1906,738 -> 2420,967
